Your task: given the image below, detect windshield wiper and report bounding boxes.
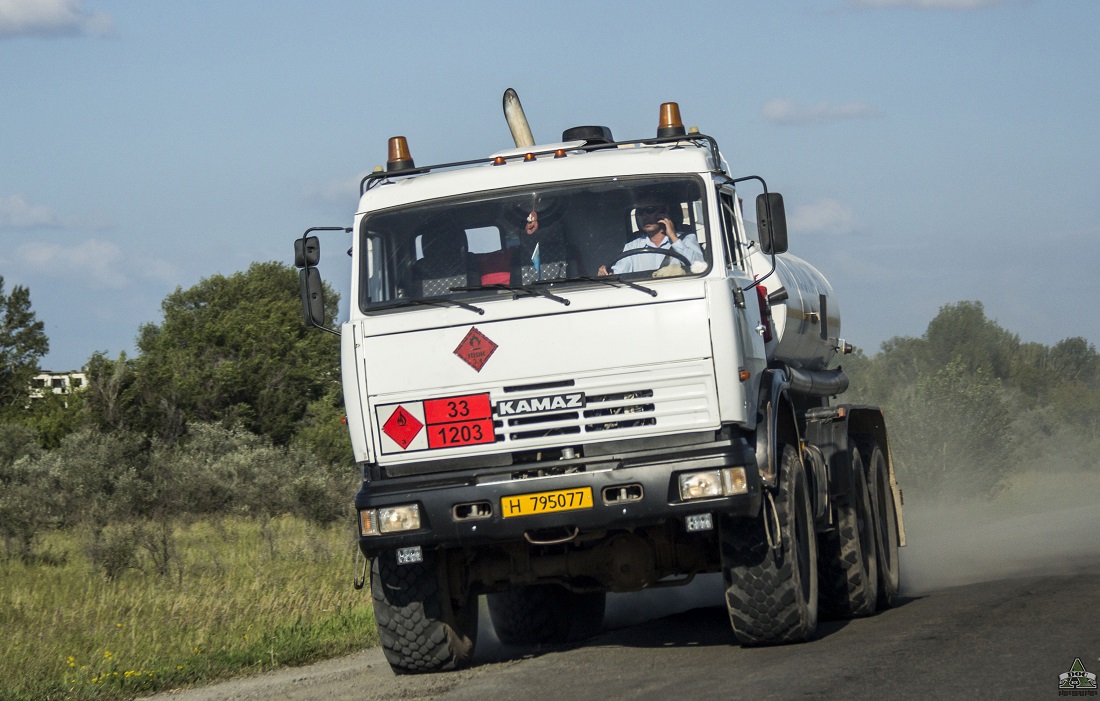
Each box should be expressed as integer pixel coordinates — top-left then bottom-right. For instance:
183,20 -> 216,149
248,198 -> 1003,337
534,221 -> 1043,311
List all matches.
534,275 -> 657,298
381,297 -> 485,315
451,283 -> 570,306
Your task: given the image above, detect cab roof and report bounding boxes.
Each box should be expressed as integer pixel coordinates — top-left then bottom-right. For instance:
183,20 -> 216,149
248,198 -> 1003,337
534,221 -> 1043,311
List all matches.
358,136 -> 723,215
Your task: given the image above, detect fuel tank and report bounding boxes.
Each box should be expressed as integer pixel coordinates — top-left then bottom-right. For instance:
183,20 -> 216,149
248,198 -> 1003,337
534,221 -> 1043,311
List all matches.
759,252 -> 841,371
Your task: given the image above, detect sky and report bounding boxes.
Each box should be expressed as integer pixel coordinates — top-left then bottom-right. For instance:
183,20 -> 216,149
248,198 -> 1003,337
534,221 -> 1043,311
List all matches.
1,0 -> 1098,371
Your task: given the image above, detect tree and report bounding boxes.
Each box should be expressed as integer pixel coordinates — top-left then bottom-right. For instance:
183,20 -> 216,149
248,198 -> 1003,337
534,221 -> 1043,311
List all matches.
923,301 -> 1019,379
133,262 -> 340,444
293,382 -> 355,466
0,277 -> 49,413
83,350 -> 143,433
1044,338 -> 1100,431
0,423 -> 52,561
841,299 -> 1100,500
21,391 -> 85,449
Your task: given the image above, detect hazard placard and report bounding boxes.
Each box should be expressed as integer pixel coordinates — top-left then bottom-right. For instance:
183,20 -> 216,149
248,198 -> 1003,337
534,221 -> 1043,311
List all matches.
453,327 -> 498,372
376,393 -> 496,454
381,405 -> 423,450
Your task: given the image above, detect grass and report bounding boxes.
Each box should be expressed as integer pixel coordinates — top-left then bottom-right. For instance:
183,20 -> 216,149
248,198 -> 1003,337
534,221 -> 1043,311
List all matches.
0,515 -> 377,701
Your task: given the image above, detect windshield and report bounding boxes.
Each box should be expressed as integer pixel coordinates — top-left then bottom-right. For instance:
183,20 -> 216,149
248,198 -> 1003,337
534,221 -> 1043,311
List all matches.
359,175 -> 709,310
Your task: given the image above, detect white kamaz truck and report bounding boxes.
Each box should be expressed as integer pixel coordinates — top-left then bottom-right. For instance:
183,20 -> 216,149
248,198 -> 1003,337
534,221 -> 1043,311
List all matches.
295,91 -> 904,675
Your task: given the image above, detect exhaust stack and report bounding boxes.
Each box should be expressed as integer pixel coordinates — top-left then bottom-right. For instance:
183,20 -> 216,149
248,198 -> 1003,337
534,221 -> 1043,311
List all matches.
503,88 -> 535,148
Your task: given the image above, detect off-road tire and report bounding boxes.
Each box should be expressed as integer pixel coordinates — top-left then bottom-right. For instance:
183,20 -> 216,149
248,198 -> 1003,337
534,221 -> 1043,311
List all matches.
817,442 -> 879,618
863,440 -> 900,609
488,584 -> 606,645
721,444 -> 818,645
371,551 -> 478,674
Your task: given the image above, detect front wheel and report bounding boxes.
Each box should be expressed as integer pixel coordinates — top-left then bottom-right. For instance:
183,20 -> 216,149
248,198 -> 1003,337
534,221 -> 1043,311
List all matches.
720,444 -> 818,645
371,550 -> 478,674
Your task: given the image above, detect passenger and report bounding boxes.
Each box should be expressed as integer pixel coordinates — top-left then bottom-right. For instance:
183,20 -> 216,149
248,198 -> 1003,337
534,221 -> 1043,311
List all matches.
598,195 -> 704,275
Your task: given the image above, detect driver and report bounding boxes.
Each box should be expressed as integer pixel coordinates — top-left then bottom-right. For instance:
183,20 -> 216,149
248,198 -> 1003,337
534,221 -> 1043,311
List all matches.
598,195 -> 704,275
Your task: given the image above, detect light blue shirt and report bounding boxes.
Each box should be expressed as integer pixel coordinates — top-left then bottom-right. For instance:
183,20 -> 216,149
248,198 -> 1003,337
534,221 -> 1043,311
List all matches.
611,232 -> 705,274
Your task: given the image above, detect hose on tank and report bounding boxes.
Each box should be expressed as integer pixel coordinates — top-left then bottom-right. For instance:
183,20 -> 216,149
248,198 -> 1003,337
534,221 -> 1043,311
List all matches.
786,367 -> 849,397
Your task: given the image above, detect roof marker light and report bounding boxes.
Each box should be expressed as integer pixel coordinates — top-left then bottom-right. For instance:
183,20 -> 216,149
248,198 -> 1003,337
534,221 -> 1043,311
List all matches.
386,136 -> 414,172
492,156 -> 507,166
657,102 -> 687,138
554,149 -> 566,159
523,152 -> 537,162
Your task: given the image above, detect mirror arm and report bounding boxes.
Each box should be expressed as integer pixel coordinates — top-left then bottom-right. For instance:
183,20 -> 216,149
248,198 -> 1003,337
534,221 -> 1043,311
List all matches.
727,176 -> 778,293
296,226 -> 352,335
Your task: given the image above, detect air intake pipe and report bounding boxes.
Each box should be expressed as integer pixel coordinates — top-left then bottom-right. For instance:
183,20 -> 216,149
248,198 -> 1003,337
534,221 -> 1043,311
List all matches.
785,366 -> 849,397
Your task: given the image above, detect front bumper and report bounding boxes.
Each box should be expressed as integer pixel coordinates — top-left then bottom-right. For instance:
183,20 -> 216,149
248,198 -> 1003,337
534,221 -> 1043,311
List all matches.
355,438 -> 761,557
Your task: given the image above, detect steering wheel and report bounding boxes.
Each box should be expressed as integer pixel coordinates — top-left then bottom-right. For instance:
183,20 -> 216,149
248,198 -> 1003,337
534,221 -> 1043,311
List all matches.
607,246 -> 691,273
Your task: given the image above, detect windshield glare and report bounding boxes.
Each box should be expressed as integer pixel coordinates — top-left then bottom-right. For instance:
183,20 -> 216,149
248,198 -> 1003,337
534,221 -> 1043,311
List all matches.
360,176 -> 708,310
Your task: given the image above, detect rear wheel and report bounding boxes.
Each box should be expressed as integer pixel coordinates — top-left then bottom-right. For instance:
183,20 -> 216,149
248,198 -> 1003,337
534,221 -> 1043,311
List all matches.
488,584 -> 606,645
721,444 -> 818,645
371,550 -> 478,674
818,443 -> 879,618
864,441 -> 900,609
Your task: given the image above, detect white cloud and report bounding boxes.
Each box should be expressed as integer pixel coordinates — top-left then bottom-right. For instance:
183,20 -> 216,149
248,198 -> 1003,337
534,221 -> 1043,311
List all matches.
788,198 -> 857,235
19,239 -> 125,289
762,99 -> 881,126
16,238 -> 179,291
0,193 -> 111,230
850,0 -> 1003,8
0,0 -> 112,38
0,193 -> 60,228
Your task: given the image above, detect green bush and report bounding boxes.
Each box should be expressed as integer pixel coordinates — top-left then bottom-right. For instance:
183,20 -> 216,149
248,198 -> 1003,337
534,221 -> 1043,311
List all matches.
843,301 -> 1100,502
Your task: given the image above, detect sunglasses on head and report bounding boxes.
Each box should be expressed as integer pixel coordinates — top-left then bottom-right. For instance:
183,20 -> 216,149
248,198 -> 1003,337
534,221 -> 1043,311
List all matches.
637,205 -> 668,216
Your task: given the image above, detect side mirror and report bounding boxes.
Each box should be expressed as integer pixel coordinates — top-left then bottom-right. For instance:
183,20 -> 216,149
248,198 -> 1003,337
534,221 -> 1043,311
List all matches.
756,193 -> 788,255
294,236 -> 320,268
299,268 -> 326,328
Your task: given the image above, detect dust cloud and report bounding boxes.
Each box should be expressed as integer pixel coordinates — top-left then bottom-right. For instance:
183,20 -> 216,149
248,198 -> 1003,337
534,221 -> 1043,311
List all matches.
599,467 -> 1100,632
483,468 -> 1100,645
899,468 -> 1100,594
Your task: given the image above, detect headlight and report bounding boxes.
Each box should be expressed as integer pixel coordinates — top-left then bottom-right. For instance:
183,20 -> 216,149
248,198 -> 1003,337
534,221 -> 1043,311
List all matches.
379,505 -> 421,533
679,471 -> 723,500
359,504 -> 421,536
678,467 -> 749,501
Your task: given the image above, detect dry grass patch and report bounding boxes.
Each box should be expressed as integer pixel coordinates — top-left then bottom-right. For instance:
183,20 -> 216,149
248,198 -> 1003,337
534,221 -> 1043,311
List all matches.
1,515 -> 376,701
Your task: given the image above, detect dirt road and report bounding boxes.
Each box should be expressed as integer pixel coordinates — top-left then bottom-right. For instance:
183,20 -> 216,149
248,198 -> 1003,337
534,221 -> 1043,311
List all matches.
148,502 -> 1100,701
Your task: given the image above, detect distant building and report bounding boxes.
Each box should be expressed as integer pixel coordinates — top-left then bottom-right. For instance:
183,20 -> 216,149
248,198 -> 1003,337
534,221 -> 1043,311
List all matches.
29,371 -> 88,400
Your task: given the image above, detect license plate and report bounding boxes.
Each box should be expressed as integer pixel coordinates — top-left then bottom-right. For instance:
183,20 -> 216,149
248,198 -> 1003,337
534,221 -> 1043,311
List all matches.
501,487 -> 593,519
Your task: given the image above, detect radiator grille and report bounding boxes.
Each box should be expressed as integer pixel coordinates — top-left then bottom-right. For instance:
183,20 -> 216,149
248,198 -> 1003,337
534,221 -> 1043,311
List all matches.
498,384 -> 694,442
497,371 -> 708,442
